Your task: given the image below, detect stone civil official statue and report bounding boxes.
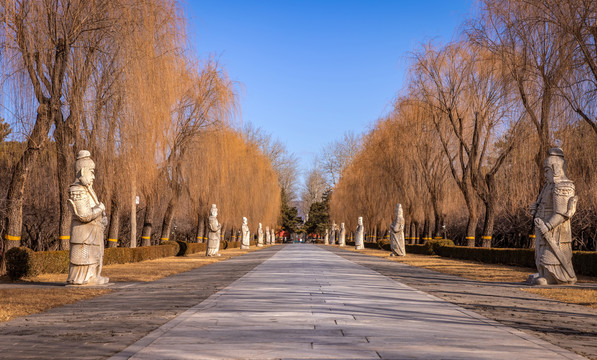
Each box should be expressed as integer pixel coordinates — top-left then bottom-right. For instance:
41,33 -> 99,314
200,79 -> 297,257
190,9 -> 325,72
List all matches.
355,217 -> 364,250
338,223 -> 346,246
529,148 -> 578,285
257,223 -> 264,247
390,204 -> 406,256
67,150 -> 109,285
241,217 -> 250,249
206,204 -> 222,257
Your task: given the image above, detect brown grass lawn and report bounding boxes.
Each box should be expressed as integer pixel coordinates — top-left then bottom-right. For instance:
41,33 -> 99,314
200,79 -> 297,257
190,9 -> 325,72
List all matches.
0,245 -> 275,322
342,246 -> 597,309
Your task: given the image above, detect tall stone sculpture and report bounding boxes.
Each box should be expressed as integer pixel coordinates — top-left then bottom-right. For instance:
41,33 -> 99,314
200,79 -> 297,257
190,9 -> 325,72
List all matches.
67,150 -> 109,285
528,148 -> 578,285
355,217 -> 364,250
390,204 -> 406,256
271,228 -> 275,244
324,228 -> 329,245
206,204 -> 222,257
257,223 -> 264,247
241,217 -> 250,249
338,223 -> 346,246
330,222 -> 337,245
265,226 -> 271,245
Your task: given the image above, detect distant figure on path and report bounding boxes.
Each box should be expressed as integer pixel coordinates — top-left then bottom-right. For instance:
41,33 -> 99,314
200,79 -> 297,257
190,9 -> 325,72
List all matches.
324,228 -> 329,245
67,150 -> 109,285
257,223 -> 264,247
390,204 -> 406,256
206,204 -> 222,257
241,217 -> 250,249
529,148 -> 578,285
338,223 -> 346,246
355,217 -> 364,250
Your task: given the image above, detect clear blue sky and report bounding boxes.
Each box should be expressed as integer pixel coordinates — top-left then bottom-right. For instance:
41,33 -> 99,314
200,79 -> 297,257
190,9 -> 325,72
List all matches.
185,0 -> 474,182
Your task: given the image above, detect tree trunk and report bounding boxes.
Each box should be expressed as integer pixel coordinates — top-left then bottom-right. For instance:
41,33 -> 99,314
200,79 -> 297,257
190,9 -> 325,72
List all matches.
107,197 -> 120,248
54,117 -> 76,250
480,177 -> 498,248
160,196 -> 178,243
195,213 -> 205,243
2,104 -> 52,271
130,180 -> 137,248
411,221 -> 419,244
141,194 -> 154,247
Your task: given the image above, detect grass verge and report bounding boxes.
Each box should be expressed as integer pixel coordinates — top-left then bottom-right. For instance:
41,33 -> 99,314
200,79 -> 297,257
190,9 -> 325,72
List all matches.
0,288 -> 111,322
0,245 -> 275,322
522,288 -> 597,309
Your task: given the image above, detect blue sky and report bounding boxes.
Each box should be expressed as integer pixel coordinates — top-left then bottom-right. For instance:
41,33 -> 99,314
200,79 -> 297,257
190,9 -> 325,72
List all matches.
185,0 -> 474,182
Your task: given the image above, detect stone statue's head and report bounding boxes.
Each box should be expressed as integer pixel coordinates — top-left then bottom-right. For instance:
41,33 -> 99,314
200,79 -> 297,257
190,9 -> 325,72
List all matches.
395,203 -> 403,218
210,204 -> 218,217
358,217 -> 363,226
341,222 -> 345,229
243,217 -> 247,224
75,150 -> 95,186
544,147 -> 567,183
259,223 -> 262,229
266,226 -> 270,231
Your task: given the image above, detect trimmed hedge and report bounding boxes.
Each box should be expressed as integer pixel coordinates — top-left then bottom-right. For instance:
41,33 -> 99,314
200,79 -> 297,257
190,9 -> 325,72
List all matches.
6,242 -> 179,280
405,244 -> 430,255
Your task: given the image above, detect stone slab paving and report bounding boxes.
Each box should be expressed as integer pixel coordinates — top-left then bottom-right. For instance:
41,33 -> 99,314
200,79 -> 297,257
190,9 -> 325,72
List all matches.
112,244 -> 585,359
0,246 -> 282,360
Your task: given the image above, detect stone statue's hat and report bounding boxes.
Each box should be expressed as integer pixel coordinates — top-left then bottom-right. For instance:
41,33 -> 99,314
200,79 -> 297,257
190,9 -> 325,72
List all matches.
77,150 -> 91,160
548,147 -> 565,158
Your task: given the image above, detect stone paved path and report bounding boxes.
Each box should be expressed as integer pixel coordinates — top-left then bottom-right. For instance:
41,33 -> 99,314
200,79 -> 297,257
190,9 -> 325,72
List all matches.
112,244 -> 585,359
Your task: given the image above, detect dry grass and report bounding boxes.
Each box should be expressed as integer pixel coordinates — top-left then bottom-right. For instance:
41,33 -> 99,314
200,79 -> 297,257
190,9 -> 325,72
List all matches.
346,247 -> 533,282
0,288 -> 111,322
343,246 -> 597,283
0,245 -> 274,323
522,288 -> 597,309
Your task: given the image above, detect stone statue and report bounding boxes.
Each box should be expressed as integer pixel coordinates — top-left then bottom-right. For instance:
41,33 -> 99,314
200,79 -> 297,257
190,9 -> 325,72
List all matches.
390,204 -> 406,256
206,204 -> 221,257
528,148 -> 578,285
338,223 -> 346,246
67,150 -> 109,285
355,217 -> 364,250
271,228 -> 275,244
324,228 -> 329,245
330,222 -> 337,245
257,223 -> 264,247
241,217 -> 250,249
265,226 -> 271,245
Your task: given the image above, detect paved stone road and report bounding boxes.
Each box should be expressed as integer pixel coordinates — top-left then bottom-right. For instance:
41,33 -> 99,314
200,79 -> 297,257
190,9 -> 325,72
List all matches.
112,244 -> 585,359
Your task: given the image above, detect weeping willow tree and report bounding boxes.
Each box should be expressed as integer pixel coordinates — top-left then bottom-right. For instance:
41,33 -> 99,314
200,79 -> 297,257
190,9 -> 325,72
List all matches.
184,128 -> 281,243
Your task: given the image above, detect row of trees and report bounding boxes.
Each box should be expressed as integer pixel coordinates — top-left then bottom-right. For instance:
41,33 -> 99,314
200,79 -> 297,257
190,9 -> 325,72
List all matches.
0,0 -> 286,271
328,0 -> 597,250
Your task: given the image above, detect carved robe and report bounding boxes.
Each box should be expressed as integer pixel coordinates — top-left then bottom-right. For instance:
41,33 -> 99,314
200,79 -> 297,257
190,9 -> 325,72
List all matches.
355,224 -> 364,250
338,225 -> 346,246
67,181 -> 107,285
534,180 -> 577,283
241,223 -> 250,249
257,226 -> 264,247
206,214 -> 221,256
390,215 -> 406,256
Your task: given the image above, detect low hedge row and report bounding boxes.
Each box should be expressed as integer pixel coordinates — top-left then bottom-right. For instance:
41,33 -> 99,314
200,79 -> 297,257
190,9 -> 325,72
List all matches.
4,239 -> 253,281
403,240 -> 597,277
